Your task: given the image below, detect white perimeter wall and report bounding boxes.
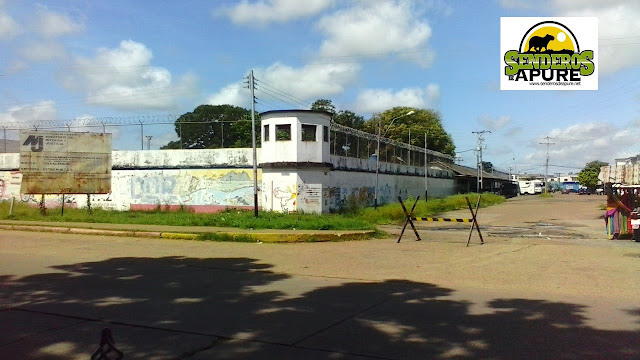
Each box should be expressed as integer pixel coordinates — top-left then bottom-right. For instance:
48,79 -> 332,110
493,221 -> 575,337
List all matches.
0,148 -> 455,213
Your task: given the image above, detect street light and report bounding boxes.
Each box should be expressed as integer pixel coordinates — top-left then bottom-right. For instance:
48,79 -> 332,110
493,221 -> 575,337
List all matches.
375,110 -> 415,208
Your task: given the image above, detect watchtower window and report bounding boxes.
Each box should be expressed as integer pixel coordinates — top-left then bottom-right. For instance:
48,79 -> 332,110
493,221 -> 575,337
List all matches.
301,124 -> 316,142
323,126 -> 329,142
276,124 -> 291,141
263,124 -> 270,142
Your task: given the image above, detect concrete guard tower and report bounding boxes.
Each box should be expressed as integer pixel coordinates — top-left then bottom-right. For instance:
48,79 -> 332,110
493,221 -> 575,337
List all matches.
260,110 -> 331,214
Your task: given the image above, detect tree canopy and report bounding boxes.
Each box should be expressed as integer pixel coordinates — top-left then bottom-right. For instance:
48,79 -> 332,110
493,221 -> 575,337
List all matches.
310,99 -> 336,115
311,99 -> 365,130
163,101 -> 455,159
482,161 -> 494,173
577,160 -> 608,189
364,107 -> 455,157
161,104 -> 257,149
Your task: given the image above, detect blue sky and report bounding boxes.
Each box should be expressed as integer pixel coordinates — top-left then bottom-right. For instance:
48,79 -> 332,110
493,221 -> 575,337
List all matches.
0,0 -> 639,175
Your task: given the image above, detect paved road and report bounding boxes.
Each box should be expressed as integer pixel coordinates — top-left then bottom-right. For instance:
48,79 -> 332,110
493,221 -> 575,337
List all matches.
1,195 -> 639,359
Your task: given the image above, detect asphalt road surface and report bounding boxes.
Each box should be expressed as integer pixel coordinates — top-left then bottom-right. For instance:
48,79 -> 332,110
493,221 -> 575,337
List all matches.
1,194 -> 639,359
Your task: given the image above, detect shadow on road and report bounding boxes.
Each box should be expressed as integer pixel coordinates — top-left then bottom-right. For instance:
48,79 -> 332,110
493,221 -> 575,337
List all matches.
1,255 -> 638,359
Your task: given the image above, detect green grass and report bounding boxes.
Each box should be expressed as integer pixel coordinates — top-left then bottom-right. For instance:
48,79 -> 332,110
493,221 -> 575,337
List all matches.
360,193 -> 505,225
0,193 -> 505,231
539,193 -> 554,198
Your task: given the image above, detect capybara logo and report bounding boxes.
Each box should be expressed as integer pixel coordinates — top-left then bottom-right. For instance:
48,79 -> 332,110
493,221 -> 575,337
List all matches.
500,17 -> 598,90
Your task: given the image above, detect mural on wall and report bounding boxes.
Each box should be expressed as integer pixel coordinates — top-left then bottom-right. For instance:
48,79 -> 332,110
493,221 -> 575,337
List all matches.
0,168 -> 260,211
129,169 -> 257,207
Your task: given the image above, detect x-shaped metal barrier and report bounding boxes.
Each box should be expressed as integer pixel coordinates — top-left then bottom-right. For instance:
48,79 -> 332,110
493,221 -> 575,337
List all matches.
397,196 -> 484,246
91,328 -> 124,360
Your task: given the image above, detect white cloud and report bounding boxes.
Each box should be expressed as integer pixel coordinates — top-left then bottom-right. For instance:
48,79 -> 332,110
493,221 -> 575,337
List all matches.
498,0 -> 536,9
206,83 -> 249,107
220,0 -> 334,25
34,5 -> 84,38
69,114 -> 121,137
316,0 -> 434,67
551,1 -> 640,74
0,101 -> 58,135
18,41 -> 66,62
353,84 -> 440,113
64,40 -> 198,111
524,121 -> 638,168
0,5 -> 19,39
207,62 -> 360,107
498,0 -> 640,74
479,115 -> 512,131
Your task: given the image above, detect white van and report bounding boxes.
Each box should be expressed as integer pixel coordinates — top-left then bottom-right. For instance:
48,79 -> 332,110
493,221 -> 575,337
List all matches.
518,180 -> 543,195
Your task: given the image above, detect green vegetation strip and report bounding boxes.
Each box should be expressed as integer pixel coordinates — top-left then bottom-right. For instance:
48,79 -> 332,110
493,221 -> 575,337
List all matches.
0,193 -> 505,233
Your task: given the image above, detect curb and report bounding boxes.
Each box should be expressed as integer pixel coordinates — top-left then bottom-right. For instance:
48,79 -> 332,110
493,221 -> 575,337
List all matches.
0,224 -> 375,243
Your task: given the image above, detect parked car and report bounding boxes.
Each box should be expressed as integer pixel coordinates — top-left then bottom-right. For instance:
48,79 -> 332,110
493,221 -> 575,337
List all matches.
578,188 -> 590,195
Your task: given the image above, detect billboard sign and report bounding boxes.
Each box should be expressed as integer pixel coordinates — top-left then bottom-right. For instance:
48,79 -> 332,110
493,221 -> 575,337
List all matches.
19,131 -> 112,194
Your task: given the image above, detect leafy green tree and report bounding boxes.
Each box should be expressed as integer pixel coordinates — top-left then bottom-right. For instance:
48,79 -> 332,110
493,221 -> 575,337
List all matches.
578,160 -> 608,190
482,161 -> 494,173
364,107 -> 455,156
161,104 -> 258,149
311,99 -> 336,115
333,110 -> 365,130
311,99 -> 364,129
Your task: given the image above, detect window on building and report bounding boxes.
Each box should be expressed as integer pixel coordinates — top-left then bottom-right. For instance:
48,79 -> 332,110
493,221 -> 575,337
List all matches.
263,124 -> 269,141
323,126 -> 329,142
301,124 -> 316,141
276,124 -> 291,141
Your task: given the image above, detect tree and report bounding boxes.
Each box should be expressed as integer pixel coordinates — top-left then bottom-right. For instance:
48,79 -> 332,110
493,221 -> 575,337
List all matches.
577,160 -> 608,190
311,99 -> 364,129
161,104 -> 257,149
364,107 -> 455,157
333,110 -> 365,130
482,161 -> 494,173
310,99 -> 336,116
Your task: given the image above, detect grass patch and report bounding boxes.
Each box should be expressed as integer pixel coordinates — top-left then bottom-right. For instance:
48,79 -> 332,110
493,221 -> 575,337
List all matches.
361,193 -> 505,225
0,193 -> 505,230
539,193 -> 554,198
197,232 -> 256,242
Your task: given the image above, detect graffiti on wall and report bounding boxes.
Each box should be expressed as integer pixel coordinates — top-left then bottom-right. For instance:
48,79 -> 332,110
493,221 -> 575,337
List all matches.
326,186 -> 374,210
0,171 -> 22,200
272,185 -> 297,213
298,184 -> 322,213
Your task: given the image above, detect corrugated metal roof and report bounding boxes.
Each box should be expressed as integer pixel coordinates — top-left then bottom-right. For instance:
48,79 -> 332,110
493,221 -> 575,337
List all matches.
434,161 -> 509,180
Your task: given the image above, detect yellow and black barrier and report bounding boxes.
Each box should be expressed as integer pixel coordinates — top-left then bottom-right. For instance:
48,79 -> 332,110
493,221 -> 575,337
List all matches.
411,217 -> 472,223
397,196 -> 484,246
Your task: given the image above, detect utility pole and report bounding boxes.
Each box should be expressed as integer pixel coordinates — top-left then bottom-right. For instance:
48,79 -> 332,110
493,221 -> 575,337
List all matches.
540,136 -> 555,193
249,70 -> 258,217
472,130 -> 491,193
408,129 -> 411,166
424,132 -> 428,201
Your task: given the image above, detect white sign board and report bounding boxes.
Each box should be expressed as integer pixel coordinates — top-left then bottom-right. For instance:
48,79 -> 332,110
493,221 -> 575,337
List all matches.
19,131 -> 112,194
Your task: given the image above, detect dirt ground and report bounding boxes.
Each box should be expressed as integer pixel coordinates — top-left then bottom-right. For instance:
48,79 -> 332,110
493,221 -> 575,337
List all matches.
1,193 -> 639,359
388,192 -> 615,243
